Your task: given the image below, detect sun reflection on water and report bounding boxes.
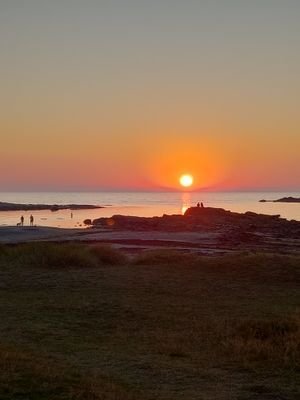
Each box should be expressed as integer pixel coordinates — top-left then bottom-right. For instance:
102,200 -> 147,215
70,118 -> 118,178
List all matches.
181,192 -> 191,215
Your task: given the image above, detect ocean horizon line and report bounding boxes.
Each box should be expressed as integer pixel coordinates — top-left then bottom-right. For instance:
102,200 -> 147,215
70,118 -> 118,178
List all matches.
0,189 -> 299,194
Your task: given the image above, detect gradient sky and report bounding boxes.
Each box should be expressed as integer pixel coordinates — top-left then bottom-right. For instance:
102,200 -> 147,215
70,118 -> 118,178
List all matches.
0,1 -> 299,191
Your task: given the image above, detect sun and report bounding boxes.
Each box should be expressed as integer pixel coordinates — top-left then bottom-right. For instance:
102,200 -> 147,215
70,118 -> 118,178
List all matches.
179,174 -> 194,188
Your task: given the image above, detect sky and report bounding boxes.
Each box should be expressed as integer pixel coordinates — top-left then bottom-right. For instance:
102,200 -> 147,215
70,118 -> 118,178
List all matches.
0,0 -> 299,191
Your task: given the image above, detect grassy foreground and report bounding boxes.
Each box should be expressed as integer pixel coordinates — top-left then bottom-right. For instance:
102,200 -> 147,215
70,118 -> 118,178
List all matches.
0,243 -> 299,399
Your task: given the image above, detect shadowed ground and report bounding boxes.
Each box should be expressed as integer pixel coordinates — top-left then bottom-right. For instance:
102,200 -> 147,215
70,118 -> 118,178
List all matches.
0,244 -> 299,399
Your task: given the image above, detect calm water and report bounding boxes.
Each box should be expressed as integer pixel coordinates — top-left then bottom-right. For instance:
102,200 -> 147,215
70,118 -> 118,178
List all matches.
0,191 -> 299,228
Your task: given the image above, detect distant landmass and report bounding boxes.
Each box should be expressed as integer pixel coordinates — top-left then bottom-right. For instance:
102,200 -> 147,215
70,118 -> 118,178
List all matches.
259,197 -> 300,203
0,201 -> 103,212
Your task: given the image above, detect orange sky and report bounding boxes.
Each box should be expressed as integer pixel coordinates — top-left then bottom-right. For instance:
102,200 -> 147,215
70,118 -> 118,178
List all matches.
1,2 -> 299,191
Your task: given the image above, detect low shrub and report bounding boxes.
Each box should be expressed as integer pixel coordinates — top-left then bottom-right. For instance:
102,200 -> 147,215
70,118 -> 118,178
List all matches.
2,243 -> 128,268
8,243 -> 98,268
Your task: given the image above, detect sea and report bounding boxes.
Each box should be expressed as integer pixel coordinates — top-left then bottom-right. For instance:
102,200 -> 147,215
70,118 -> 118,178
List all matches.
0,191 -> 299,228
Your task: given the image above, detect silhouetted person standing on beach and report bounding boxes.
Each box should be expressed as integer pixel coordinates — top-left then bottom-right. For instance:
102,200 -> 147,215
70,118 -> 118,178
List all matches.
30,215 -> 34,226
20,215 -> 24,226
201,202 -> 204,208
197,202 -> 200,207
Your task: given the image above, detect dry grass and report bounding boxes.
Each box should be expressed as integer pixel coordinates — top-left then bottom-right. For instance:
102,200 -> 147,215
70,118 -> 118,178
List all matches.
223,316 -> 300,365
0,346 -> 137,400
1,242 -> 126,268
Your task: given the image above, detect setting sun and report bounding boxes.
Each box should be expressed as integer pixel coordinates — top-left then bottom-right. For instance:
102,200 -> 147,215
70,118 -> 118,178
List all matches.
179,174 -> 194,188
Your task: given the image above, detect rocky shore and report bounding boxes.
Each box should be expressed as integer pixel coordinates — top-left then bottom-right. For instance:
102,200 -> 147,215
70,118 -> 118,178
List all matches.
88,206 -> 300,255
0,201 -> 103,212
1,206 -> 299,255
92,206 -> 300,237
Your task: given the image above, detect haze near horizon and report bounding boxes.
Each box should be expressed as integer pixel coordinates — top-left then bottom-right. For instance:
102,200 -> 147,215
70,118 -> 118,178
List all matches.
1,1 -> 299,191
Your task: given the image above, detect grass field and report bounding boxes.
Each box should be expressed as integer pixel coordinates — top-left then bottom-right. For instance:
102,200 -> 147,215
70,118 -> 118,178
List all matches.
0,243 -> 299,399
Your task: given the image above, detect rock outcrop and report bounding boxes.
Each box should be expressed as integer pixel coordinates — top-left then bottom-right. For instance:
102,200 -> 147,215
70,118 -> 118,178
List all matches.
92,206 -> 300,239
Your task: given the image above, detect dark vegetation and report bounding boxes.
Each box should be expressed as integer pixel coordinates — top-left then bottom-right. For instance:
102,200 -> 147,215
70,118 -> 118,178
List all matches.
0,243 -> 299,399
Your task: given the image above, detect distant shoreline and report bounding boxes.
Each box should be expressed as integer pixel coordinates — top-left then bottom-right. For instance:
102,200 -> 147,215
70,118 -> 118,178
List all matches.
0,201 -> 104,212
259,196 -> 300,203
0,192 -> 299,226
